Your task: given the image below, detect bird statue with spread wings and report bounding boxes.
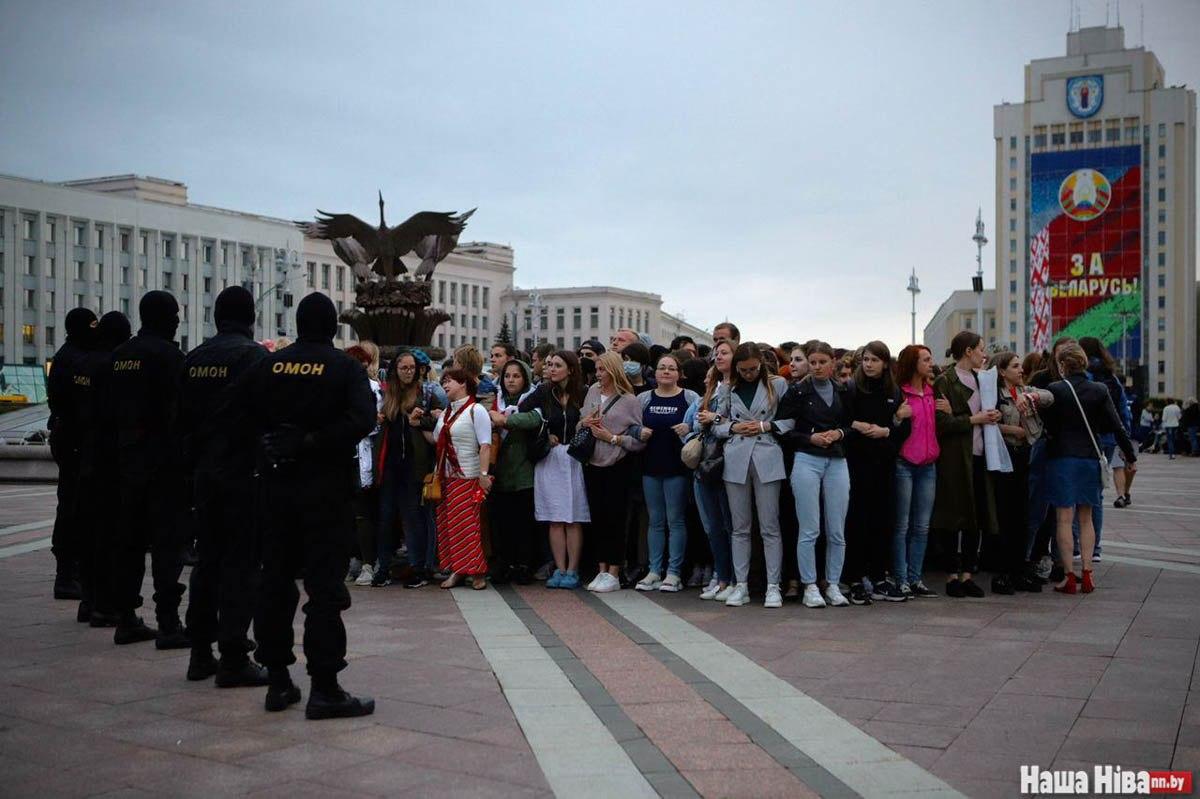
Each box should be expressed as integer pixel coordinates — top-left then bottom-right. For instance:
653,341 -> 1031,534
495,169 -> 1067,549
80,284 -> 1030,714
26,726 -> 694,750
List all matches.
296,192 -> 475,281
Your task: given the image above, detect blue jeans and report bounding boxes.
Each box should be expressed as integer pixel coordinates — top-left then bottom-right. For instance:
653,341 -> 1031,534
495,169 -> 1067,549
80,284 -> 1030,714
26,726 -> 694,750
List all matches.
1026,437 -> 1049,560
644,474 -> 690,578
893,459 -> 936,586
1070,443 -> 1112,557
791,452 -> 850,585
378,463 -> 437,575
694,478 -> 733,584
1166,428 -> 1178,456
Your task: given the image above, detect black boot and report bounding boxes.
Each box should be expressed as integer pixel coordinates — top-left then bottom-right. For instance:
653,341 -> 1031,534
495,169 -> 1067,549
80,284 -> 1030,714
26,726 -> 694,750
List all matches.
215,659 -> 270,688
156,621 -> 191,651
306,674 -> 375,720
114,613 -> 157,645
89,609 -> 119,628
187,649 -> 219,681
990,575 -> 1015,595
76,601 -> 92,624
264,667 -> 301,712
54,574 -> 82,601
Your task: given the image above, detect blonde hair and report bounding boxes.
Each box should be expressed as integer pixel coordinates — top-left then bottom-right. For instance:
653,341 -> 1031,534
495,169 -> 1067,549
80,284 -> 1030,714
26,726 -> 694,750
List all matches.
1056,342 -> 1088,376
596,351 -> 634,396
359,340 -> 380,381
452,344 -> 484,377
382,351 -> 421,422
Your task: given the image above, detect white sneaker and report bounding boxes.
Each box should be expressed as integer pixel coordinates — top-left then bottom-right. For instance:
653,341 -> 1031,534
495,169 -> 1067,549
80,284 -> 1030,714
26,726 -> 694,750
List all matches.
585,573 -> 603,592
636,571 -> 663,591
715,584 -> 736,602
659,574 -> 683,593
724,584 -> 750,607
802,584 -> 826,608
354,563 -> 375,587
699,580 -> 721,600
764,584 -> 783,608
346,557 -> 362,583
825,584 -> 850,607
593,572 -> 621,593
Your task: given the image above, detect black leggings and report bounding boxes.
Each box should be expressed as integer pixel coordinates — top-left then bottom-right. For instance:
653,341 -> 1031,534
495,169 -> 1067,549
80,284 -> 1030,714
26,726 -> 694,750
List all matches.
946,456 -> 989,575
585,458 -> 634,566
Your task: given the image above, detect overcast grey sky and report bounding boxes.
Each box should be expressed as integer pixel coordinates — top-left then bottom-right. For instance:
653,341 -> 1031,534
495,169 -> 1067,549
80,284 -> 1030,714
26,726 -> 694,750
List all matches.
2,0 -> 1197,351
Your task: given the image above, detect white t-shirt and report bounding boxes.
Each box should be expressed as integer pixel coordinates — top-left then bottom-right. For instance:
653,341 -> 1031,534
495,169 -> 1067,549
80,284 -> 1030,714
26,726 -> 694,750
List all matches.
433,398 -> 493,478
1162,403 -> 1182,429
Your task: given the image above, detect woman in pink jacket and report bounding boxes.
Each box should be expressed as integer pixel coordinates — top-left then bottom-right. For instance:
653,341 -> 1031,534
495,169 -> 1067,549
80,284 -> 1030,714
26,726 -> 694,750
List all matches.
893,345 -> 947,598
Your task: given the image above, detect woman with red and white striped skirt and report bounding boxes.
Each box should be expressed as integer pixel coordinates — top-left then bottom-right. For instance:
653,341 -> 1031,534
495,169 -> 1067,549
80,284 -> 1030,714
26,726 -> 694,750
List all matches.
427,367 -> 493,590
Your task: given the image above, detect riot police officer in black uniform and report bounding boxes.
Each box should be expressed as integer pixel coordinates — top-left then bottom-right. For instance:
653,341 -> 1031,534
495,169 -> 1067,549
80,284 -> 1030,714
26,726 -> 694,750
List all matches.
179,286 -> 270,686
46,307 -> 97,601
75,311 -> 132,627
106,290 -> 190,648
226,292 -> 376,719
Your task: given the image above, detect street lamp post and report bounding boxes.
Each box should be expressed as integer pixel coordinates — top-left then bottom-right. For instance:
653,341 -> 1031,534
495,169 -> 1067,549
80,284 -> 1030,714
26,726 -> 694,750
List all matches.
907,268 -> 921,345
1116,309 -> 1136,379
972,208 -> 988,342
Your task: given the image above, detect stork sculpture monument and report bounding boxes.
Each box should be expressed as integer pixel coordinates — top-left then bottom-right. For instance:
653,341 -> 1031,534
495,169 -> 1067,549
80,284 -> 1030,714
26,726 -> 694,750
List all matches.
297,194 -> 475,353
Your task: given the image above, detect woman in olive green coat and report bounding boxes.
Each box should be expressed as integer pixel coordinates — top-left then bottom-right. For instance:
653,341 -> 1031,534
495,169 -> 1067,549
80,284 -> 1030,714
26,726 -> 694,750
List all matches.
932,331 -> 1000,598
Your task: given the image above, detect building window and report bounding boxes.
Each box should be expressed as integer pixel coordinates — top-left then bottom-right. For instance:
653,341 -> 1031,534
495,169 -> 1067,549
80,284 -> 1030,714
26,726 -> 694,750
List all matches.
23,218 -> 35,239
1009,280 -> 1017,293
438,333 -> 445,348
74,226 -> 86,246
610,308 -> 615,329
1009,300 -> 1017,314
1009,198 -> 1016,211
164,273 -> 173,291
1157,296 -> 1165,309
619,308 -> 625,329
1157,339 -> 1165,352
1087,127 -> 1101,143
1158,209 -> 1167,224
471,285 -> 479,307
461,314 -> 467,328
46,258 -> 55,278
523,309 -> 532,331
1009,239 -> 1016,252
1009,157 -> 1017,170
1009,219 -> 1016,232
181,239 -> 190,260
163,238 -> 173,258
23,324 -> 35,345
1157,231 -> 1166,246
121,266 -> 129,283
482,315 -> 488,331
182,274 -> 188,292
482,287 -> 489,307
1009,259 -> 1016,274
1158,123 -> 1166,138
1069,129 -> 1083,144
45,220 -> 56,242
1158,362 -> 1165,375
1051,132 -> 1065,145
306,262 -> 315,288
556,308 -> 565,330
471,315 -> 478,329
590,307 -> 599,328
1158,187 -> 1166,202
1009,322 -> 1016,335
1158,165 -> 1165,180
119,231 -> 130,253
46,326 -> 56,347
1157,317 -> 1166,332
573,307 -> 582,329
336,266 -> 345,291
23,289 -> 35,309
1009,177 -> 1017,191
1158,252 -> 1166,266
1009,136 -> 1016,149
1033,133 -> 1047,148
450,283 -> 457,305
44,290 -> 55,311
539,308 -> 547,331
74,293 -> 84,308
95,263 -> 103,283
321,263 -> 330,289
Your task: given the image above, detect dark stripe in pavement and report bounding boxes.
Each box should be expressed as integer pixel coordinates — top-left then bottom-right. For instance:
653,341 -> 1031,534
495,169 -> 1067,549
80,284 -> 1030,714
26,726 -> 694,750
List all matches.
578,591 -> 861,799
494,584 -> 701,799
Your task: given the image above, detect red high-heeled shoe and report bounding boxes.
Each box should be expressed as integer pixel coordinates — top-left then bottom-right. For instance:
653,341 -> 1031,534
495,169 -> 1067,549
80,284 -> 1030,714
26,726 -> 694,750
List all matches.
1081,570 -> 1095,594
1054,573 -> 1078,594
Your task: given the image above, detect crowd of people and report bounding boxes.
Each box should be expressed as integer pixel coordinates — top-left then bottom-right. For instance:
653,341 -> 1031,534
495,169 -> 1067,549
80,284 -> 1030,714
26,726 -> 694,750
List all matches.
44,289 -> 1165,720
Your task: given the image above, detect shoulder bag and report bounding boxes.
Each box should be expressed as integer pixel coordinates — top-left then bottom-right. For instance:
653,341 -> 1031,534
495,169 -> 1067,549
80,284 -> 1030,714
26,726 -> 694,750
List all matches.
567,394 -> 622,464
526,387 -> 554,465
1061,379 -> 1114,490
422,400 -> 474,504
695,388 -> 729,485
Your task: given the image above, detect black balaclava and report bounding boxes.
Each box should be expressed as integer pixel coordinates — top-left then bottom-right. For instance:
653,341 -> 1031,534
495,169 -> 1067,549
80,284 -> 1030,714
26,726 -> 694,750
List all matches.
65,308 -> 98,344
95,311 -> 132,351
296,292 -> 338,342
214,286 -> 256,335
139,290 -> 180,340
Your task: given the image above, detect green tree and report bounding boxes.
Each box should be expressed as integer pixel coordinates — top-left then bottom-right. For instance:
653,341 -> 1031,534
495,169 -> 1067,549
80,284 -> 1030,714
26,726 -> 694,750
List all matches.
496,315 -> 513,346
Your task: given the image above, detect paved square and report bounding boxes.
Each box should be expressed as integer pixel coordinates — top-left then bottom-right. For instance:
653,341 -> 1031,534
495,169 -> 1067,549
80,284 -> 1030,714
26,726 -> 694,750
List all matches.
0,455 -> 1196,797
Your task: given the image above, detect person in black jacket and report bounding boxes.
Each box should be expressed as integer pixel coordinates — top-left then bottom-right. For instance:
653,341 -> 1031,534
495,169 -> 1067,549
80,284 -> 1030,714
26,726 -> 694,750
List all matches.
844,342 -> 911,604
1041,342 -> 1136,595
74,311 -> 131,627
179,287 -> 270,687
46,307 -> 97,601
105,291 -> 189,649
224,292 -> 376,720
776,341 -> 856,609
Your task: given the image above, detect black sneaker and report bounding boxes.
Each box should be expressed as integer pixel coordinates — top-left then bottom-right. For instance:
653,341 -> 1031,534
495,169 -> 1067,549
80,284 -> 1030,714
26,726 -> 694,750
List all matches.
76,601 -> 92,624
1113,496 -> 1127,508
156,627 -> 191,650
114,616 -> 157,645
871,579 -> 907,602
946,579 -> 965,598
370,571 -> 393,587
991,576 -> 1015,595
909,581 -> 938,598
1012,573 -> 1043,593
265,683 -> 302,712
961,579 -> 986,598
848,583 -> 872,605
1049,565 -> 1065,584
216,660 -> 270,688
187,650 -> 219,681
305,689 -> 376,721
402,573 -> 428,589
1123,494 -> 1132,506
89,611 -> 119,628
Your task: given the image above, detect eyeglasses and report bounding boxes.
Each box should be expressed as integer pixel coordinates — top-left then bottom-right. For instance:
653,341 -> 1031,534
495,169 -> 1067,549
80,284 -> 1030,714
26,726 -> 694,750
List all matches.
397,365 -> 416,372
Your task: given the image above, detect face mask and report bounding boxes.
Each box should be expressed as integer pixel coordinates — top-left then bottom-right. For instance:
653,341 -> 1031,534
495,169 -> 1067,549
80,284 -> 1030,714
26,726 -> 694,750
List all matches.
623,361 -> 641,378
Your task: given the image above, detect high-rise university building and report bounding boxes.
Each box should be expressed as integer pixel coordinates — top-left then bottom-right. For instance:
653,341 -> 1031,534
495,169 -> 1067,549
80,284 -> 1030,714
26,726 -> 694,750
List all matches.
994,25 -> 1196,396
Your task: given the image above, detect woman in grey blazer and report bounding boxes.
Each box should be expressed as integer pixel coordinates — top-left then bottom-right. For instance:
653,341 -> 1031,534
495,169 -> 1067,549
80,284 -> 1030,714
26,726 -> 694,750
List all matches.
712,344 -> 793,608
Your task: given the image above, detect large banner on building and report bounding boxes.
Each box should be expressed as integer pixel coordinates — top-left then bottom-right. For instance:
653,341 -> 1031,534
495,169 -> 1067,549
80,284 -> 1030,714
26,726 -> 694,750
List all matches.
1029,145 -> 1141,361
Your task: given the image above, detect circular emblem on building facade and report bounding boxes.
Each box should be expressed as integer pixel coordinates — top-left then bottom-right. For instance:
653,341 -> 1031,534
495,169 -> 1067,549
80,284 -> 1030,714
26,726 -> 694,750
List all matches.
1058,168 -> 1112,221
1066,75 -> 1103,118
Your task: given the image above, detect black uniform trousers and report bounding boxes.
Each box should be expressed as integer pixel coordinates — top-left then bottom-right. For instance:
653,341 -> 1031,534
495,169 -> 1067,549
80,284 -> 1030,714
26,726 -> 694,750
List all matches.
50,442 -> 82,578
844,455 -> 896,584
185,471 -> 259,662
255,468 -> 353,678
77,465 -> 116,615
111,466 -> 186,629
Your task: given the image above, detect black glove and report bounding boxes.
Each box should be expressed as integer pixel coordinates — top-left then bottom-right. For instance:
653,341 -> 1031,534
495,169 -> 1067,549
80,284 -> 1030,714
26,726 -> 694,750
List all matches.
261,427 -> 313,465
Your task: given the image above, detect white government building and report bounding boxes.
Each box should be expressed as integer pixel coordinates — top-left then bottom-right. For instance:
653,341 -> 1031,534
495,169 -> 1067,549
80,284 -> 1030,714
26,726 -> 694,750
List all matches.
0,173 -> 704,367
926,24 -> 1196,397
